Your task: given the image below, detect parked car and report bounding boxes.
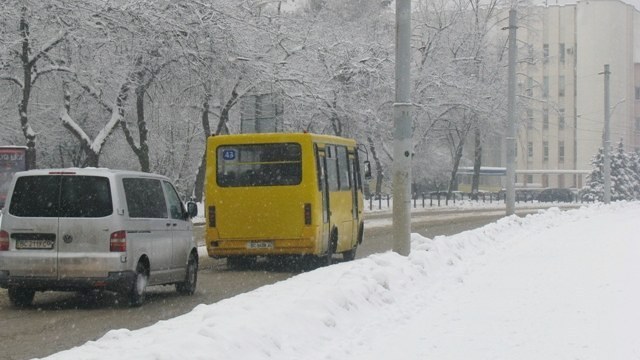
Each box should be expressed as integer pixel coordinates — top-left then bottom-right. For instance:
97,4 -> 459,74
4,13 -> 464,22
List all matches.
537,188 -> 574,202
515,189 -> 543,202
0,168 -> 198,307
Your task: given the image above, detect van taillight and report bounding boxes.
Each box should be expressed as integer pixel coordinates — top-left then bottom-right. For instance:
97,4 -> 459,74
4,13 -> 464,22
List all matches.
208,206 -> 216,228
304,203 -> 312,225
110,231 -> 127,252
0,230 -> 9,251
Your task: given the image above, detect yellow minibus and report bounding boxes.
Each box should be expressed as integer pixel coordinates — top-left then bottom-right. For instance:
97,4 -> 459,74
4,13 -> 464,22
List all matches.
205,132 -> 369,268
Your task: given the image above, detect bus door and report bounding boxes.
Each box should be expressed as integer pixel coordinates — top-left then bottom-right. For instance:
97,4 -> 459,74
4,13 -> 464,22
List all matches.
315,145 -> 331,253
349,151 -> 360,221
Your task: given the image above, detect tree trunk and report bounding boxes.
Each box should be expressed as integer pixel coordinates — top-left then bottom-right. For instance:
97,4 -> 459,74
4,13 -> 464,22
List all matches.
19,10 -> 36,169
367,136 -> 384,196
194,89 -> 212,202
329,94 -> 342,136
83,151 -> 100,167
134,84 -> 150,172
215,81 -> 240,135
61,81 -> 130,168
471,126 -> 482,197
447,142 -> 465,199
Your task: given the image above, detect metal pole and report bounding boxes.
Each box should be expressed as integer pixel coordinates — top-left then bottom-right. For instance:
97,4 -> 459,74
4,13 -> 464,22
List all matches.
392,0 -> 412,256
505,9 -> 518,216
603,64 -> 611,204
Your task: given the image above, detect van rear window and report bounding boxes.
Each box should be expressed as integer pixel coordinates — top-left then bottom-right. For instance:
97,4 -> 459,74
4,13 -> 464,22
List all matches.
9,176 -> 113,218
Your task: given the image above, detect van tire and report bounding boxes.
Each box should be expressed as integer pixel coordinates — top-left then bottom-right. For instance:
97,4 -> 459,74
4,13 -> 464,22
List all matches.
8,287 -> 35,307
128,262 -> 148,307
176,252 -> 198,295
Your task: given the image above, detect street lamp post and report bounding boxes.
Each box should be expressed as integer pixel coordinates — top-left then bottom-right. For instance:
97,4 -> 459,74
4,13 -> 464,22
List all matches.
393,0 -> 412,256
505,9 -> 518,216
602,64 -> 611,204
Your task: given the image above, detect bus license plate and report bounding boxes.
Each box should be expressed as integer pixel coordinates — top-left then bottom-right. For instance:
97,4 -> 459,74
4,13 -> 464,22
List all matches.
247,241 -> 273,250
16,239 -> 55,250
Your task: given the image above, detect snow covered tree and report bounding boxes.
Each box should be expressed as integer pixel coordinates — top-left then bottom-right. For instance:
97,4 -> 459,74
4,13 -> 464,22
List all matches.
412,0 -> 510,195
581,139 -> 639,202
610,140 -> 635,201
0,1 -> 75,168
581,147 -> 605,202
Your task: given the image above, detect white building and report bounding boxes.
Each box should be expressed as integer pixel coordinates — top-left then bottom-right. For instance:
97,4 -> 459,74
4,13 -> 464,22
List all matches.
515,0 -> 640,189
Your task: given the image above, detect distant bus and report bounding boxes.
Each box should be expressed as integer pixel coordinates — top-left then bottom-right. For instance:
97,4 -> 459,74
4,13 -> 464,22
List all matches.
0,146 -> 28,209
205,132 -> 370,268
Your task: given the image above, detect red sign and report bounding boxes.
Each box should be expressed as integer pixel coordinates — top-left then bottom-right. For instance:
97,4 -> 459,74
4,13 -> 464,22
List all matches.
0,146 -> 28,208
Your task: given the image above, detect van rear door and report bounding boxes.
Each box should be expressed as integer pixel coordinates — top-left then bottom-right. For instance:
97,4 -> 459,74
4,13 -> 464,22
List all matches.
5,175 -> 61,278
57,176 -> 115,278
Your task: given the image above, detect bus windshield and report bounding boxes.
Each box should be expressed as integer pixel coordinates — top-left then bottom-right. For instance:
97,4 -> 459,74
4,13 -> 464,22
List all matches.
216,143 -> 302,187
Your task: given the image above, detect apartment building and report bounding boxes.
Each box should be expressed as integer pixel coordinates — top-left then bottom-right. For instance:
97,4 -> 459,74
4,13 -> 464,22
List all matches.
516,0 -> 640,189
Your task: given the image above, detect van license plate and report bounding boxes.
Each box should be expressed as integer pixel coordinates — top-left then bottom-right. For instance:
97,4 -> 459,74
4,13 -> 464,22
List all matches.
247,241 -> 273,249
16,239 -> 55,250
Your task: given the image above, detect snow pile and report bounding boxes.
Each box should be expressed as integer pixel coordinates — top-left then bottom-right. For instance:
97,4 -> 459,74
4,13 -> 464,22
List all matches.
42,202 -> 640,360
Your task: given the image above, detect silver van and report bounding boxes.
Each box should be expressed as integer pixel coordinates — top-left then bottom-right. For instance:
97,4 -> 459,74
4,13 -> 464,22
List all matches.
0,168 -> 198,307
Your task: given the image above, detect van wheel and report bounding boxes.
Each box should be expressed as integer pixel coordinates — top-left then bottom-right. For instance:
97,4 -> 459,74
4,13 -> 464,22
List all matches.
176,252 -> 198,295
8,287 -> 35,307
128,262 -> 148,307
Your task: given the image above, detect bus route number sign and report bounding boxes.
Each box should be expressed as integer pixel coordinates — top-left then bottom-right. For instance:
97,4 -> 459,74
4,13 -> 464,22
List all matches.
222,149 -> 236,161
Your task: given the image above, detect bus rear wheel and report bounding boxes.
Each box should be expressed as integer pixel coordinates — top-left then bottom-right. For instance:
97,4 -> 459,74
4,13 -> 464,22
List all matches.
318,229 -> 337,267
342,244 -> 357,261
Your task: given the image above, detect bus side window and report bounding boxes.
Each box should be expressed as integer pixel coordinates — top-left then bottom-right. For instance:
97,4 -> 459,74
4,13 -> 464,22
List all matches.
335,146 -> 351,190
325,145 -> 339,192
315,145 -> 325,192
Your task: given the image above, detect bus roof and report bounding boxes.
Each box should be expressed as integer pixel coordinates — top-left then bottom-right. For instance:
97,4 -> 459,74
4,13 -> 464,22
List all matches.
208,132 -> 357,146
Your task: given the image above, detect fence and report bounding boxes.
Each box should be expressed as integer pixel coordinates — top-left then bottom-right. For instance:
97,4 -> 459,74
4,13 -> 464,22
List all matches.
366,191 -> 586,211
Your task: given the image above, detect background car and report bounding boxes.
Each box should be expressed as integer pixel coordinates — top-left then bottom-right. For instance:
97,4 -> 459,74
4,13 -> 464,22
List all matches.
537,188 -> 574,202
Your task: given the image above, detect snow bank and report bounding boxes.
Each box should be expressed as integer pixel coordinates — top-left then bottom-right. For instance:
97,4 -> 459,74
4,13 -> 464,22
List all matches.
42,202 -> 640,360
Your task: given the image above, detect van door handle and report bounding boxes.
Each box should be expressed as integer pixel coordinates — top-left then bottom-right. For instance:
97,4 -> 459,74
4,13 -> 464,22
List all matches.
166,223 -> 172,227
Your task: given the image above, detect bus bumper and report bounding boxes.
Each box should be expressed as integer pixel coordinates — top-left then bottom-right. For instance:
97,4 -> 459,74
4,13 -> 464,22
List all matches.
207,237 -> 320,258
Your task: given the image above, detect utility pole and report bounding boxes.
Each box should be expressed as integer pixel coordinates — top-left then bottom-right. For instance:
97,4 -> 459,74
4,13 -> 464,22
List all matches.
392,0 -> 412,256
505,9 -> 518,216
603,64 -> 611,204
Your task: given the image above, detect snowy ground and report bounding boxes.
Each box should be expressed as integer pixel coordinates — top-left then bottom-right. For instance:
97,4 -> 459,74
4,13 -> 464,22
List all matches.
41,202 -> 640,360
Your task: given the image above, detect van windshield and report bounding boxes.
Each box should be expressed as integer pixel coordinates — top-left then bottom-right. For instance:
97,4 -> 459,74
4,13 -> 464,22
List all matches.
9,175 -> 113,218
216,143 -> 302,187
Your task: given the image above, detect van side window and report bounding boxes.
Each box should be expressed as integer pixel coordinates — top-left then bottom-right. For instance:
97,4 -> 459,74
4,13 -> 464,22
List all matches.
162,181 -> 186,220
123,178 -> 167,218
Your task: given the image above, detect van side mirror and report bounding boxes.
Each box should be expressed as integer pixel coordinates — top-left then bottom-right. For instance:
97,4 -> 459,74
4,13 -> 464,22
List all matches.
186,201 -> 198,218
363,161 -> 372,180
